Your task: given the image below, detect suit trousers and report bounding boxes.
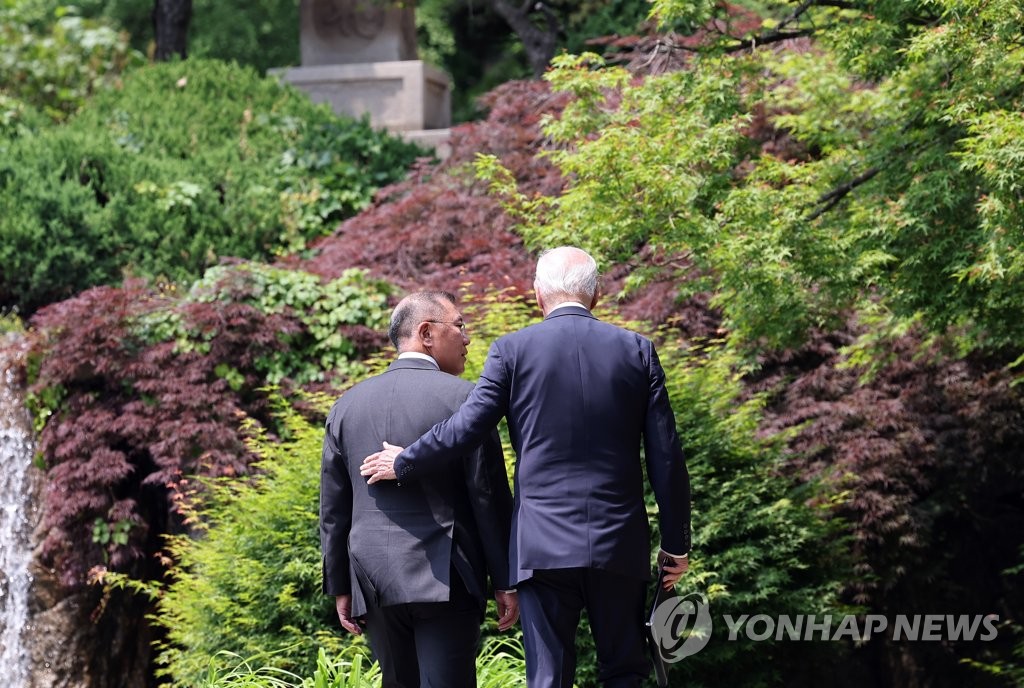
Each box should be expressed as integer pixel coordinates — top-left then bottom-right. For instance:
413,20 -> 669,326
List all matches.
518,567 -> 649,688
364,572 -> 483,688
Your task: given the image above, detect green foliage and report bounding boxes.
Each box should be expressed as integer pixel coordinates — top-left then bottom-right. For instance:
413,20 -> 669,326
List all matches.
559,0 -> 652,55
415,0 -> 458,71
416,0 -> 652,122
198,647 -> 381,688
0,3 -> 143,121
0,308 -> 25,334
472,636 -> 528,688
0,58 -> 421,313
480,1 -> 1024,359
0,94 -> 47,140
188,0 -> 300,74
92,517 -> 132,547
656,343 -> 850,685
154,397 -> 356,685
186,263 -> 393,383
195,636 -> 526,688
19,0 -> 299,74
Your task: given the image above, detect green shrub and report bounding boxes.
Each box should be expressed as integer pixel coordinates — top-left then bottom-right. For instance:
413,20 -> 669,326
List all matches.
0,94 -> 47,140
154,397 -> 354,685
185,263 -> 393,384
0,308 -> 24,333
651,344 -> 851,687
28,0 -> 300,74
0,58 -> 422,313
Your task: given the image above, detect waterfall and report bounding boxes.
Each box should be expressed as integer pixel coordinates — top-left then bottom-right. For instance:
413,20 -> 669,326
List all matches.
0,333 -> 35,687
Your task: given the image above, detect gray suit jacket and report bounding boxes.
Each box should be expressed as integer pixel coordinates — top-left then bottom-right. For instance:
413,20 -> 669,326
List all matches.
320,357 -> 513,617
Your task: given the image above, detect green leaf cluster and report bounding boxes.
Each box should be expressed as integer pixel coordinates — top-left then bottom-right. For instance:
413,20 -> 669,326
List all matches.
487,1 -> 1024,359
0,3 -> 143,121
195,646 -> 380,688
0,57 -> 421,313
0,93 -> 47,140
15,0 -> 299,75
185,263 -> 394,384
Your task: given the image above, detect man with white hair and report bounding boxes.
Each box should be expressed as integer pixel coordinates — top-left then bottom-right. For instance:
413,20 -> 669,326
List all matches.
362,247 -> 691,688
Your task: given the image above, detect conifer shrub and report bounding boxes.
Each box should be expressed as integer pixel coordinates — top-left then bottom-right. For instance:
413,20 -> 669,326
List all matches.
154,398 -> 350,685
0,58 -> 423,314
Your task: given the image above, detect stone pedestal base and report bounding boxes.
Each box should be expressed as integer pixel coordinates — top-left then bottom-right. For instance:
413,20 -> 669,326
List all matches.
272,60 -> 451,133
399,128 -> 452,159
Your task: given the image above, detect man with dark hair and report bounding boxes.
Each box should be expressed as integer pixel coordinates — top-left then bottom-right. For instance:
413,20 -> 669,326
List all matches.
362,248 -> 691,688
320,291 -> 518,687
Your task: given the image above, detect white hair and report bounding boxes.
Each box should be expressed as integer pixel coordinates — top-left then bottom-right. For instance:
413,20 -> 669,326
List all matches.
534,247 -> 599,303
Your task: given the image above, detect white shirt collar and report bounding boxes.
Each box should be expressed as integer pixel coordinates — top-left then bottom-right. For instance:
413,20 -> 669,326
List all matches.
548,301 -> 590,313
397,351 -> 440,369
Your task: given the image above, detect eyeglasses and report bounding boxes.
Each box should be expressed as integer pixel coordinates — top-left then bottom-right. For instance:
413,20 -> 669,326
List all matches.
424,319 -> 467,334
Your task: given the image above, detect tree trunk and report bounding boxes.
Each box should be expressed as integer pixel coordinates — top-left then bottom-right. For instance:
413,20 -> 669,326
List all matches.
153,0 -> 192,61
488,0 -> 560,78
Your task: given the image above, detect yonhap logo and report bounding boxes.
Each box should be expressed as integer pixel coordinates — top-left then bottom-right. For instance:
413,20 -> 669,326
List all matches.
650,591 -> 713,661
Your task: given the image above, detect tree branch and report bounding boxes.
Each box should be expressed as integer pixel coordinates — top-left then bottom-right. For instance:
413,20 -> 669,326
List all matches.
725,27 -> 818,52
806,166 -> 881,221
779,0 -> 817,31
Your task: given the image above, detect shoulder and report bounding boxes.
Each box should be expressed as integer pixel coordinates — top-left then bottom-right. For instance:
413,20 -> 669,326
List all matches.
574,314 -> 653,347
326,373 -> 382,418
431,371 -> 476,397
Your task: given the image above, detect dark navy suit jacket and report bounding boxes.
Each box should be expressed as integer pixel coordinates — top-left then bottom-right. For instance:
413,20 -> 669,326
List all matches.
395,306 -> 691,585
321,357 -> 514,616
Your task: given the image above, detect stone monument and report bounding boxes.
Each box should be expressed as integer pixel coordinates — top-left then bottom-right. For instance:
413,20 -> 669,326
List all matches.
273,0 -> 451,152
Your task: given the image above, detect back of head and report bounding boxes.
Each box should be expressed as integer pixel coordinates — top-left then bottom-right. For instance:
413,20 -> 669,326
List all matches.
534,246 -> 599,307
388,291 -> 456,350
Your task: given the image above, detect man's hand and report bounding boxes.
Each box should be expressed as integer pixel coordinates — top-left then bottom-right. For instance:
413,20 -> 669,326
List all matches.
359,441 -> 404,484
657,549 -> 689,590
335,594 -> 364,635
494,590 -> 520,631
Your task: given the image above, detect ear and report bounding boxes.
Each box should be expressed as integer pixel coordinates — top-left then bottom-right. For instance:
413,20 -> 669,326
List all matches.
588,291 -> 600,310
417,320 -> 433,347
535,287 -> 548,315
